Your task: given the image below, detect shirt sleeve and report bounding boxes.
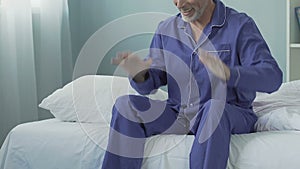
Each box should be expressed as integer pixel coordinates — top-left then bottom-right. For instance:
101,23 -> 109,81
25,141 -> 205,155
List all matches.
130,23 -> 167,95
227,18 -> 283,93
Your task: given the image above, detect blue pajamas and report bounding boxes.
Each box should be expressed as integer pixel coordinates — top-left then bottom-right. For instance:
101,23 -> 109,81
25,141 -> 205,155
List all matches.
102,95 -> 257,169
102,0 -> 282,168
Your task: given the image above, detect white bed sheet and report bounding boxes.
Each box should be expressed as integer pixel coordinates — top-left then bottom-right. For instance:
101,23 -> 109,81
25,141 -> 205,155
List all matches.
1,118 -> 300,169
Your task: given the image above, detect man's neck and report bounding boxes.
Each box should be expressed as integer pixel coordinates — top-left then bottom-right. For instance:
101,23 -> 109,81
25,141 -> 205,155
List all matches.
190,1 -> 216,32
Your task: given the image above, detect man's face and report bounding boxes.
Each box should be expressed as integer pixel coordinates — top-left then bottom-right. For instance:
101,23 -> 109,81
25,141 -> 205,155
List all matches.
173,0 -> 209,22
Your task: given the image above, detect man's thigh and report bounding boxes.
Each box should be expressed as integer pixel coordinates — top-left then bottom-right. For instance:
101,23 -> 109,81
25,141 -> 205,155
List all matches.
114,95 -> 189,137
189,99 -> 257,136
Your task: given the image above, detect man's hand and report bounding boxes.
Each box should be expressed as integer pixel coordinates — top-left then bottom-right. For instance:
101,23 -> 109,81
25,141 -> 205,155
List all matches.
198,50 -> 230,81
111,51 -> 152,82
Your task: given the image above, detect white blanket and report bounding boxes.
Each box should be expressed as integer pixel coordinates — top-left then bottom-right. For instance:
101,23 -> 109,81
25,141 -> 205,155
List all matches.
1,119 -> 300,169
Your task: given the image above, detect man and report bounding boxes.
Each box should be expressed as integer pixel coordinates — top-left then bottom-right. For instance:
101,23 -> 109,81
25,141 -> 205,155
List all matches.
102,0 -> 282,168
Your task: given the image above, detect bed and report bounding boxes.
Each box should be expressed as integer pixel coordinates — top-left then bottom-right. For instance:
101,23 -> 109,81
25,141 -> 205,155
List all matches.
1,75 -> 300,169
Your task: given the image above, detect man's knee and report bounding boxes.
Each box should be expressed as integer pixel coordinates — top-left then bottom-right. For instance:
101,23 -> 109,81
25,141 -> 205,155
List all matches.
112,95 -> 150,125
114,95 -> 150,113
201,100 -> 257,134
191,99 -> 230,135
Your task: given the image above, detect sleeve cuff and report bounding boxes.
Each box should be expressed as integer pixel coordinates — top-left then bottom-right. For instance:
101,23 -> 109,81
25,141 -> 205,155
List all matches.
129,73 -> 153,95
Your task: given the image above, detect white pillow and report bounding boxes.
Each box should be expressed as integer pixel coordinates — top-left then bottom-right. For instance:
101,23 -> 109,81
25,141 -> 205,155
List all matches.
39,75 -> 168,123
255,106 -> 300,131
253,80 -> 300,131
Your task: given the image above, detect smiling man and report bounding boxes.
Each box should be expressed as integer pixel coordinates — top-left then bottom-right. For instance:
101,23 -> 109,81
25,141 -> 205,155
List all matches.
102,0 -> 282,169
178,0 -> 209,23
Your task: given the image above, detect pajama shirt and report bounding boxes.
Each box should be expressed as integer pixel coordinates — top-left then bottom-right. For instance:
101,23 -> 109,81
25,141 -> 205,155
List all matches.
102,0 -> 282,168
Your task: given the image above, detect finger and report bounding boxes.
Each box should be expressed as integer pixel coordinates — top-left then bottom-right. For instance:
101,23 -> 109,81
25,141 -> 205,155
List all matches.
111,57 -> 122,65
111,54 -> 123,65
198,50 -> 209,65
111,51 -> 131,65
125,51 -> 132,58
145,58 -> 153,67
123,51 -> 131,59
199,55 -> 206,65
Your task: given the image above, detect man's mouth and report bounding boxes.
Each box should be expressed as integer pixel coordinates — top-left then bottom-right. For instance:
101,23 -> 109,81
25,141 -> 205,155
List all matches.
181,7 -> 193,16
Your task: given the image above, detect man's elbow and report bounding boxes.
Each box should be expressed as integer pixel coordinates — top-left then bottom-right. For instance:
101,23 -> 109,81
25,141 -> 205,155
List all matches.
267,68 -> 283,93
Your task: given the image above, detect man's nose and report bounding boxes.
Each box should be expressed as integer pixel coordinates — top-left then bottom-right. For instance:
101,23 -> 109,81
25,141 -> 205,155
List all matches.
174,0 -> 185,8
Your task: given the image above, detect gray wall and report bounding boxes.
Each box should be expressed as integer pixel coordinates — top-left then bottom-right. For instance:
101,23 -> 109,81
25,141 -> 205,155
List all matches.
69,0 -> 287,80
68,0 -> 177,75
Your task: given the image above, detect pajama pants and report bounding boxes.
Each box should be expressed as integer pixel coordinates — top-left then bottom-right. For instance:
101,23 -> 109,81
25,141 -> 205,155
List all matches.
101,95 -> 257,169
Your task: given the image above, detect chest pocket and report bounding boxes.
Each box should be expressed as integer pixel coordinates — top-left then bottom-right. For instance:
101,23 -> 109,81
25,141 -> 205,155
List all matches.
206,44 -> 231,65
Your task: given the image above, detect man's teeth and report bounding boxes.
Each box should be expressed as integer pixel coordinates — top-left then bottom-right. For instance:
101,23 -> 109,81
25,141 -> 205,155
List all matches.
182,8 -> 192,12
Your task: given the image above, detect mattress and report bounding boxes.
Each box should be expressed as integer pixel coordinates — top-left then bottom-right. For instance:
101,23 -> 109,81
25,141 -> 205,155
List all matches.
1,118 -> 300,169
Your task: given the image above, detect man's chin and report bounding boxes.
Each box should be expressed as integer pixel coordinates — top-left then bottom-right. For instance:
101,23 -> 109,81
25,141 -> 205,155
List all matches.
181,12 -> 200,23
182,16 -> 196,23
